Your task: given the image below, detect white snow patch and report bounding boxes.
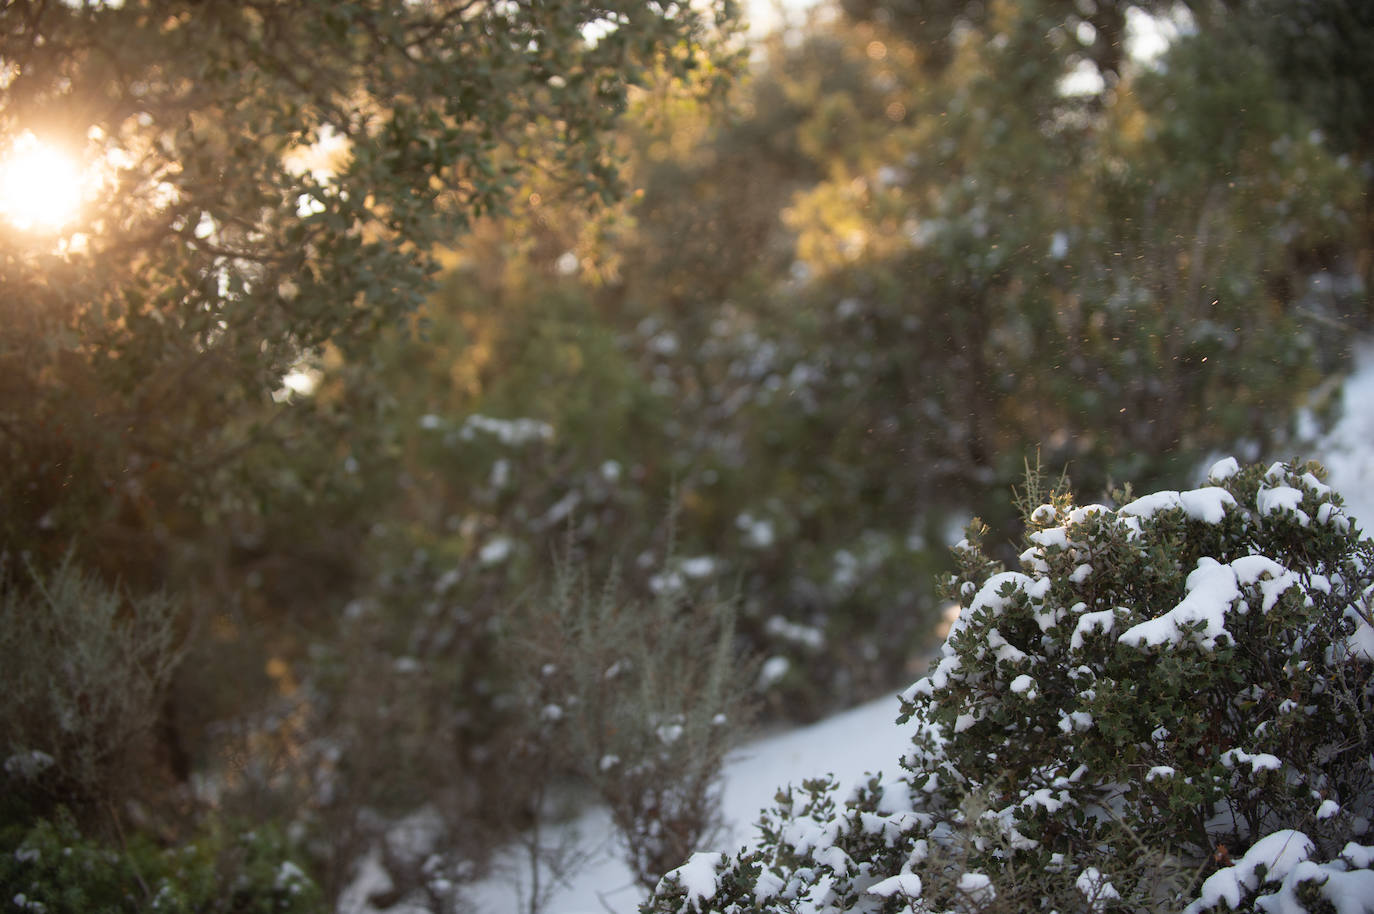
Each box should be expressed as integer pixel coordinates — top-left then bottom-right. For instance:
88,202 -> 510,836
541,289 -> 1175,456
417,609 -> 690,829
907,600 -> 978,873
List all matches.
869,872 -> 923,899
663,852 -> 723,904
479,537 -> 513,566
1184,829 -> 1314,914
1208,456 -> 1241,481
1257,485 -> 1311,526
758,655 -> 791,688
1076,866 -> 1121,912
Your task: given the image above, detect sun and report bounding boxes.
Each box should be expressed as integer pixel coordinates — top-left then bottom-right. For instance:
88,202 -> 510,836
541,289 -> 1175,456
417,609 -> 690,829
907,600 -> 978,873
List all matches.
0,132 -> 86,232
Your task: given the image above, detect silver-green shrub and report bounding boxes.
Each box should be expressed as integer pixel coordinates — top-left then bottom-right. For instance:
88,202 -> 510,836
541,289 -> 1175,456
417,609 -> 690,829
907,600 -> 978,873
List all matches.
643,460 -> 1374,914
510,554 -> 755,893
1,554 -> 183,812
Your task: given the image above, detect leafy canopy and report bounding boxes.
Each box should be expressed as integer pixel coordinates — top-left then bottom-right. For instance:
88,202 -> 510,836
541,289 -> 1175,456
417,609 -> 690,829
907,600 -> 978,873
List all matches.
0,0 -> 741,570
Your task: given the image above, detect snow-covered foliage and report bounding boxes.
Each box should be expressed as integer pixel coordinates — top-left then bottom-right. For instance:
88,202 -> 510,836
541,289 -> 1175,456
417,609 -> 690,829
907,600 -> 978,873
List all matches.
644,460 -> 1374,914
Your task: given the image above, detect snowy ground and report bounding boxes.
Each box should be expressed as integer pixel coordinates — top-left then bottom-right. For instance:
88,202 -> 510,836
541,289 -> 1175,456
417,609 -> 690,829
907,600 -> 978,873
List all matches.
1309,341 -> 1374,530
380,342 -> 1374,914
463,693 -> 916,914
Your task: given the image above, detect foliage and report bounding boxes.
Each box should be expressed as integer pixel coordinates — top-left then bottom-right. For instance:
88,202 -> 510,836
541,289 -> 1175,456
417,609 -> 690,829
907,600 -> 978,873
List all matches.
0,554 -> 183,819
0,0 -> 743,847
4,0 -> 1373,906
508,551 -> 756,890
644,460 -> 1374,913
0,809 -> 322,914
332,0 -> 1373,741
0,0 -> 739,568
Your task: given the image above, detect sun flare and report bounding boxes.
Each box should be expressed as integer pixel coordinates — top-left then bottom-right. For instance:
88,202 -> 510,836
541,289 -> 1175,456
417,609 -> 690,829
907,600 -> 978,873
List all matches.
0,133 -> 86,232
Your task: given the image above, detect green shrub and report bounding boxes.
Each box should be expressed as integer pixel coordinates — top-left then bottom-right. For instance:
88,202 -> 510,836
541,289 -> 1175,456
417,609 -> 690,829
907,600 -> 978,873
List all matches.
643,459 -> 1374,913
0,810 -> 322,913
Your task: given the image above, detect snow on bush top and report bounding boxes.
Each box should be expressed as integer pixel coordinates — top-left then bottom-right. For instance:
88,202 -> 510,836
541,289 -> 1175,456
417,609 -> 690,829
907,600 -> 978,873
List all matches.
645,459 -> 1374,914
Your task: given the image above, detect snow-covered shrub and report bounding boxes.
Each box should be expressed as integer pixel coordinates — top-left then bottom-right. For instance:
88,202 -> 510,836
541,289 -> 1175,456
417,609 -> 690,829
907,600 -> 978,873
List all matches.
643,460 -> 1374,913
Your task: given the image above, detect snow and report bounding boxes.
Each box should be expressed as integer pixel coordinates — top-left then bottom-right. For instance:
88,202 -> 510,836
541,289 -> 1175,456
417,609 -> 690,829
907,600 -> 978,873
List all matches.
1076,867 -> 1121,912
460,414 -> 554,446
1257,485 -> 1310,525
1118,557 -> 1241,651
765,616 -> 826,649
664,852 -> 723,904
1315,342 -> 1374,530
464,692 -> 915,913
867,872 -> 922,899
679,556 -> 717,578
758,655 -> 791,687
1184,830 -> 1314,914
1118,486 -> 1235,524
1208,457 -> 1241,481
1071,609 -> 1117,649
479,537 -> 513,565
956,872 -> 995,902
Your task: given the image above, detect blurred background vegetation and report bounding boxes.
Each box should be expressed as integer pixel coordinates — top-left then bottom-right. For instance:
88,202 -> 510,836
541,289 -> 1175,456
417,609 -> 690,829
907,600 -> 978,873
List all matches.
2,0 -> 1371,908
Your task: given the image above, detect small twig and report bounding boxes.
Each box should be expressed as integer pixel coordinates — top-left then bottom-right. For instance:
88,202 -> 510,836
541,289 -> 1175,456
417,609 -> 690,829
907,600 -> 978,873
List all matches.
106,798 -> 153,901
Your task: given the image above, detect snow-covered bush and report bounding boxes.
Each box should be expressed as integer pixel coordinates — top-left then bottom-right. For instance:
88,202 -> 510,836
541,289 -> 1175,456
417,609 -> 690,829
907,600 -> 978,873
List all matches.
643,460 -> 1374,914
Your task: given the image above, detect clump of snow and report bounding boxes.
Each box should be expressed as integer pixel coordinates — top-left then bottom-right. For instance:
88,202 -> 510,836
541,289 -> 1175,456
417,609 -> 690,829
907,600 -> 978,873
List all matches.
1071,609 -> 1118,650
1118,558 -> 1239,651
1118,486 -> 1235,524
956,872 -> 995,903
648,570 -> 684,595
1258,484 -> 1310,525
665,852 -> 724,905
1118,552 -> 1307,653
1076,866 -> 1120,912
479,537 -> 513,566
679,556 -> 717,578
459,414 -> 554,446
740,515 -> 776,548
1208,456 -> 1241,481
867,872 -> 923,899
758,656 -> 791,688
274,857 -> 307,896
4,750 -> 55,779
766,616 -> 826,649
1184,830 -> 1314,914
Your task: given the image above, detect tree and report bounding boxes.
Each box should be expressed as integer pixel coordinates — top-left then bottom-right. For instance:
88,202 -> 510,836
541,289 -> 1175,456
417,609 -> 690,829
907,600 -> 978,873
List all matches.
0,0 -> 738,571
0,0 -> 741,825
